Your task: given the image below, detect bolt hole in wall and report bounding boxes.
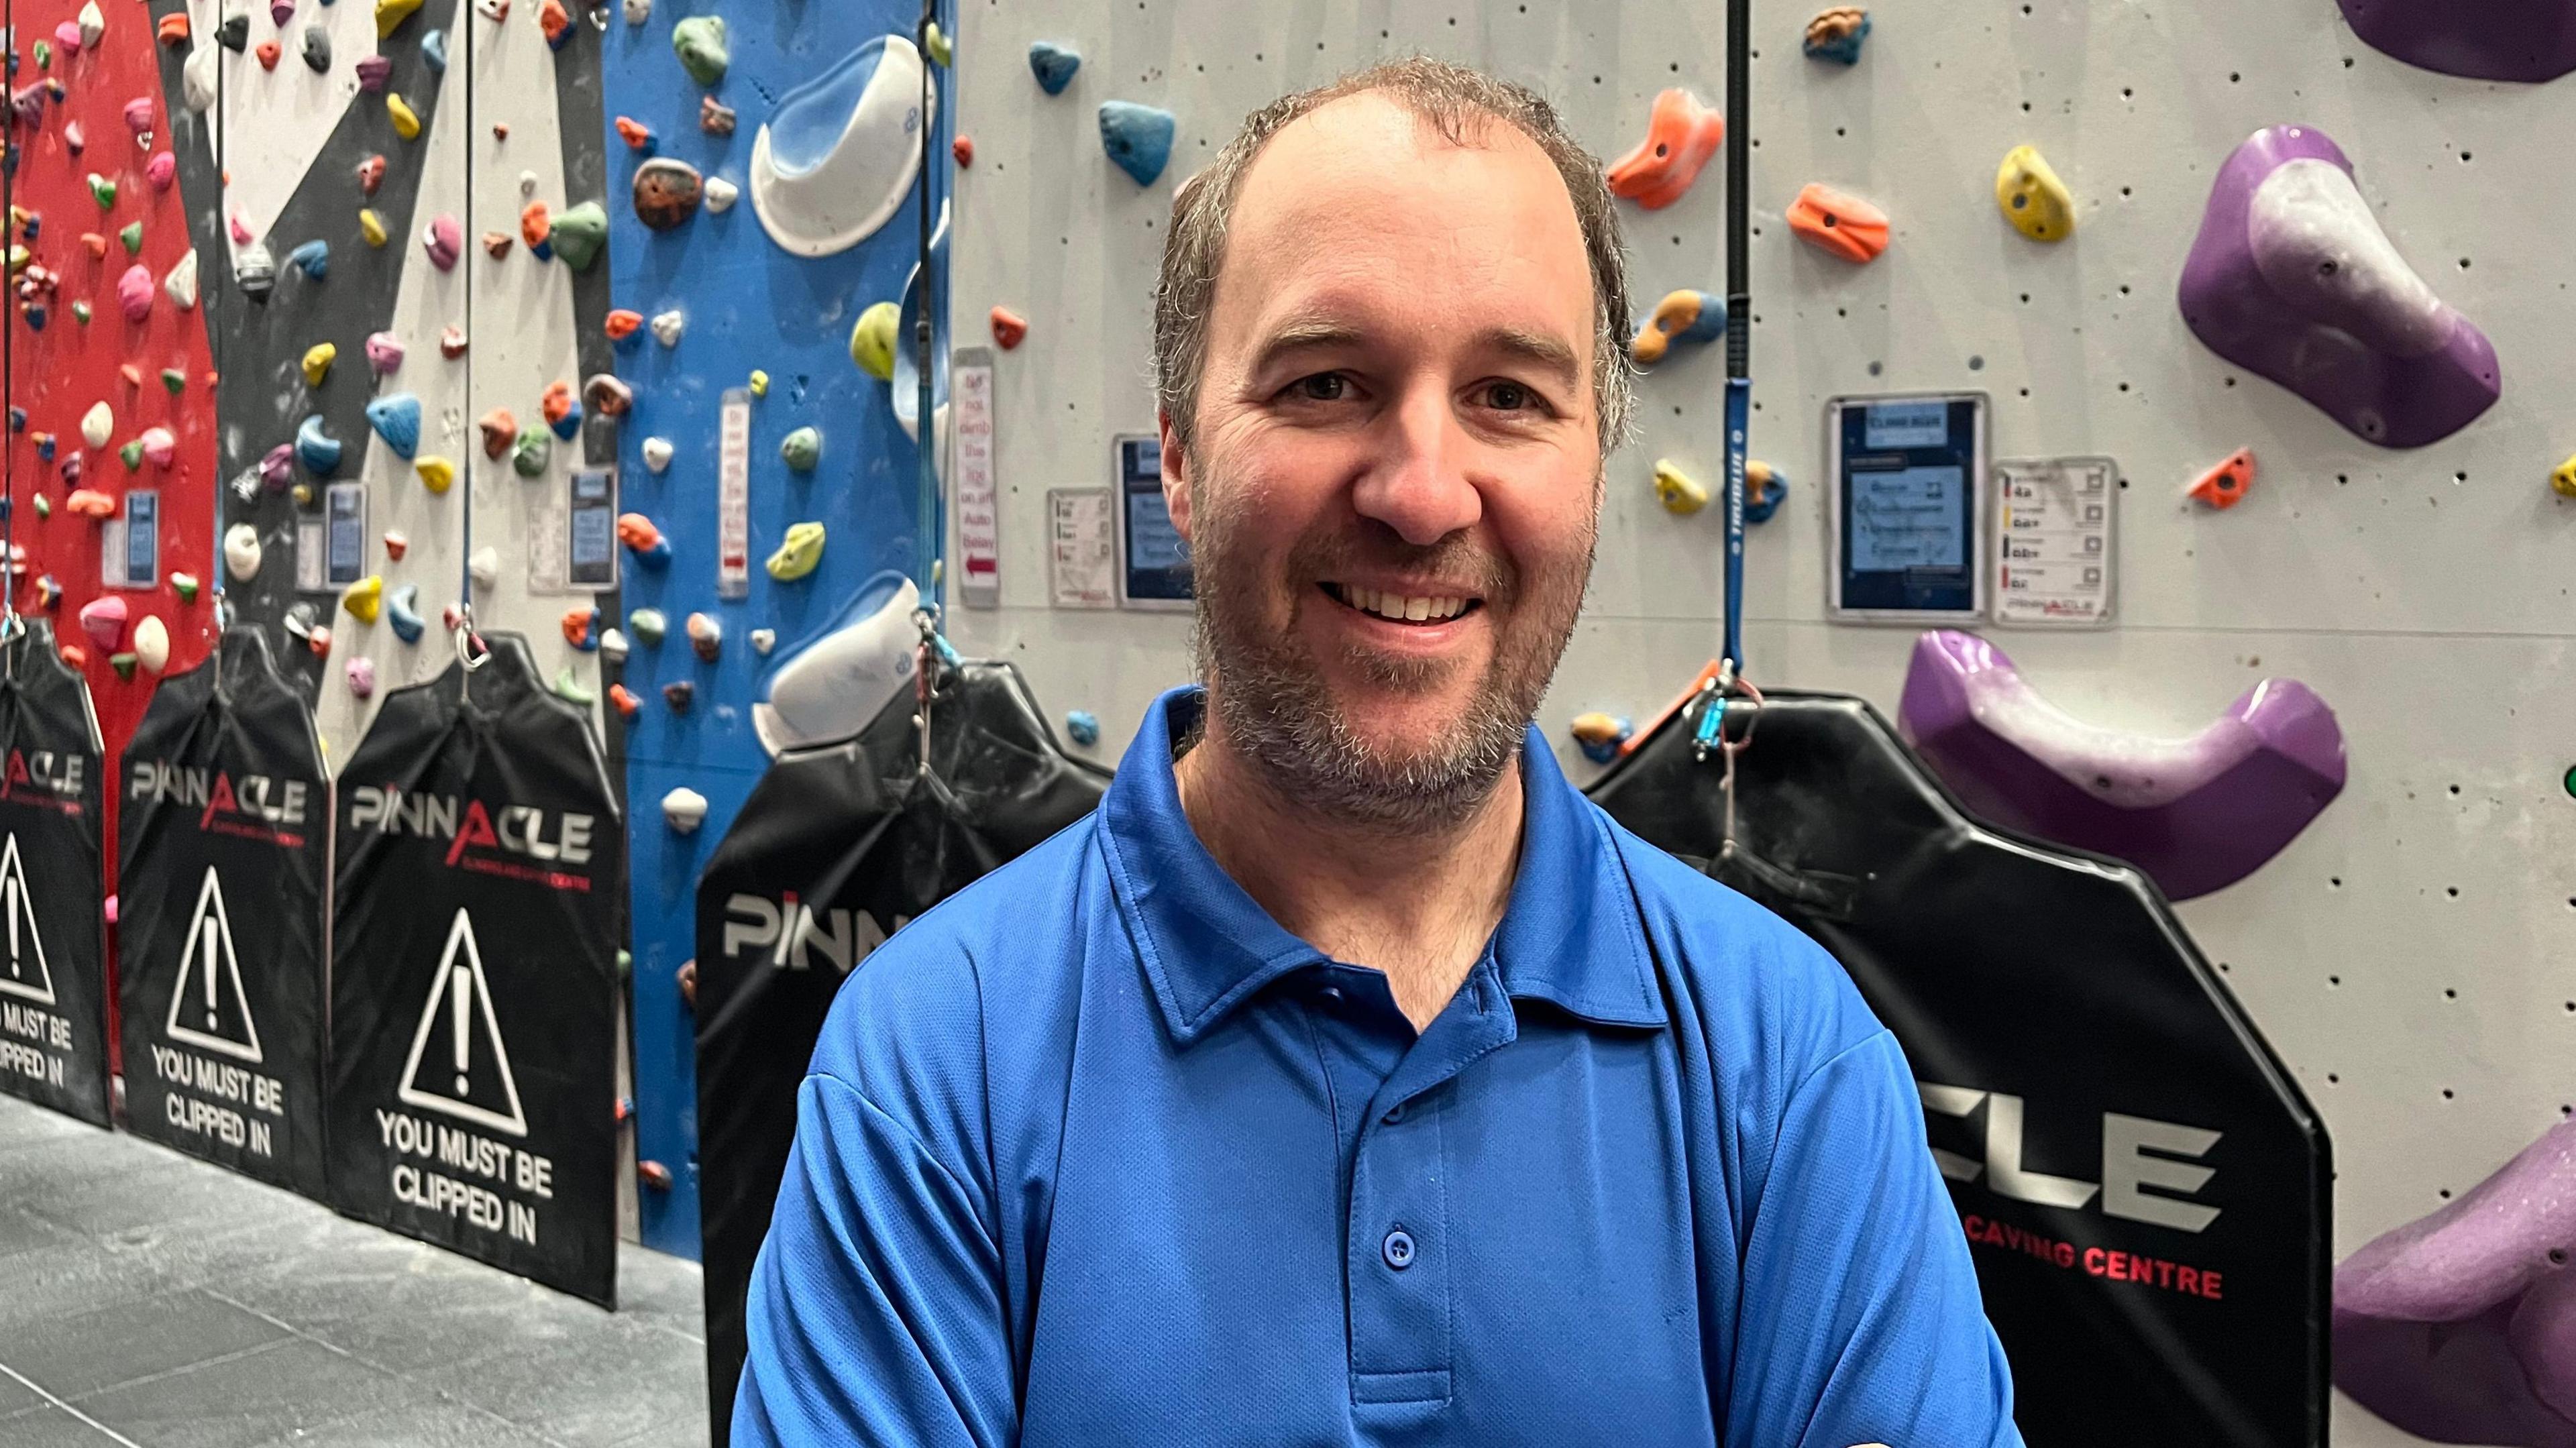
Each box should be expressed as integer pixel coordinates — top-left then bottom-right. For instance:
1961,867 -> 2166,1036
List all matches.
948,4 -> 2576,1445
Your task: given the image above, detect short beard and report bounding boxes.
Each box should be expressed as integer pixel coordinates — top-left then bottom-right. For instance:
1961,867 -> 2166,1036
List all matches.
1187,455 -> 1595,834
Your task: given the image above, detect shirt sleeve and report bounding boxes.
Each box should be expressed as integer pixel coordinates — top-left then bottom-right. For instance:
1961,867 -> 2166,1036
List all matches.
733,1070 -> 1017,1448
1725,1029 -> 2025,1448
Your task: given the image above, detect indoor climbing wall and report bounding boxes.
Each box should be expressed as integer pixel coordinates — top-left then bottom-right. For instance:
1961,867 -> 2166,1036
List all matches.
949,6 -> 2576,1443
604,0 -> 950,1257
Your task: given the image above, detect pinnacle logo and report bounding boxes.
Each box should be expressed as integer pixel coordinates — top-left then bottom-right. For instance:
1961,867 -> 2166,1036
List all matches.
1919,1081 -> 2224,1234
720,893 -> 900,974
2,748 -> 83,800
348,785 -> 595,868
164,867 -> 262,1062
0,834 -> 52,1005
397,909 -> 528,1137
128,761 -> 311,829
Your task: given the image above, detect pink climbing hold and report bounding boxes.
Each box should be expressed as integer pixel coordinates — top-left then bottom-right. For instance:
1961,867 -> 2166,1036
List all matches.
345,657 -> 377,699
53,21 -> 80,54
116,264 -> 153,321
422,213 -> 461,270
145,152 -> 175,191
260,443 -> 294,489
140,427 -> 174,467
366,331 -> 405,374
123,97 -> 154,135
229,213 -> 254,245
77,596 -> 127,650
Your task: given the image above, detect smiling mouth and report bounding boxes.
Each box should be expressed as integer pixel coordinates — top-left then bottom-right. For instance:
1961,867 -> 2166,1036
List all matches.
1318,581 -> 1484,626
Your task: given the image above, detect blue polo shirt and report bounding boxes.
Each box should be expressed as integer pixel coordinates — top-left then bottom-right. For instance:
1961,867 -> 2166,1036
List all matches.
737,687 -> 2021,1447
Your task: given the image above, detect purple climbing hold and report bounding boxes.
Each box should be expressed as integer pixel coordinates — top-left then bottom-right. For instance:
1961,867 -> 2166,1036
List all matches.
260,443 -> 294,490
356,53 -> 392,91
2179,125 -> 2499,449
1896,630 -> 2346,901
2334,1115 -> 2576,1446
2339,0 -> 2576,82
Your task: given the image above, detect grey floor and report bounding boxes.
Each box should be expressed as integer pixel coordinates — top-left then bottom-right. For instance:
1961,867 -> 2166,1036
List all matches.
0,1091 -> 709,1447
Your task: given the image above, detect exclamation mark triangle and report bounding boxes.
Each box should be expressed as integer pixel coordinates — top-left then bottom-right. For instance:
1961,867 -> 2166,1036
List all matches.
395,909 -> 529,1137
0,834 -> 54,1006
164,867 -> 263,1062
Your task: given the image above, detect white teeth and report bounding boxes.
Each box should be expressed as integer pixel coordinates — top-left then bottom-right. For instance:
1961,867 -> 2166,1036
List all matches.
1338,586 -> 1466,622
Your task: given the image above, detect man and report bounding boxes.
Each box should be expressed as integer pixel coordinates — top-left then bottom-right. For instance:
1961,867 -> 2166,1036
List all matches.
737,58 -> 2022,1447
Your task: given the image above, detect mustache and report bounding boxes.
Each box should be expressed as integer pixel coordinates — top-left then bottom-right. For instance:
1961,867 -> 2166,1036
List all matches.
1279,529 -> 1516,601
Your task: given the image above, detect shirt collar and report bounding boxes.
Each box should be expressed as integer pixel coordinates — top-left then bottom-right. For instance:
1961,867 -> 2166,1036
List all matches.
1099,687 -> 1667,1046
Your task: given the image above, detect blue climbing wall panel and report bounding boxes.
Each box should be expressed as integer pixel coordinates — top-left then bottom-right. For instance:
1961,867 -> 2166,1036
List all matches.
605,0 -> 950,1259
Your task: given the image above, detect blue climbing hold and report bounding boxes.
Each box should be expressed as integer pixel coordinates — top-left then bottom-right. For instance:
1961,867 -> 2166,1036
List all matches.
287,238 -> 329,278
1744,460 -> 1790,525
548,396 -> 583,440
1065,710 -> 1100,746
365,392 -> 421,459
386,583 -> 424,643
1098,100 -> 1175,186
1029,41 -> 1081,95
35,434 -> 53,461
1803,7 -> 1872,64
295,414 -> 343,476
4,408 -> 18,433
21,304 -> 42,332
421,28 -> 446,72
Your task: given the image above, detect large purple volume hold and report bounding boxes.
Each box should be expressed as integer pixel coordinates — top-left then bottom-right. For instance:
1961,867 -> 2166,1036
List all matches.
1897,631 -> 2347,901
2341,0 -> 2576,82
2179,124 -> 2500,449
2334,1118 -> 2576,1446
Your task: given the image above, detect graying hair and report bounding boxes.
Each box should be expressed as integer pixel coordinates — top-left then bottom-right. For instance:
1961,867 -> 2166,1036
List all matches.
1152,57 -> 1634,461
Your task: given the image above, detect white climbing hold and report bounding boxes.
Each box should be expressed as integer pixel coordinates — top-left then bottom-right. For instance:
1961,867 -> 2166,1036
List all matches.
133,615 -> 170,674
649,310 -> 684,347
702,174 -> 738,213
76,1 -> 103,50
750,628 -> 775,655
223,522 -> 262,580
661,786 -> 709,834
468,545 -> 498,589
162,248 -> 199,311
598,627 -> 629,663
519,169 -> 540,196
748,36 -> 928,256
622,0 -> 649,21
80,400 -> 111,449
183,42 -> 218,113
641,436 -> 673,472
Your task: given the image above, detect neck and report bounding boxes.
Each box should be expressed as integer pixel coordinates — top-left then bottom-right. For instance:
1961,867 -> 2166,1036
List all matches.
1173,691 -> 1526,1033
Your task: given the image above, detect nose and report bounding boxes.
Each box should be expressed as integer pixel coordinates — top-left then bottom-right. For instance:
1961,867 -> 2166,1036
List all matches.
1349,384 -> 1482,547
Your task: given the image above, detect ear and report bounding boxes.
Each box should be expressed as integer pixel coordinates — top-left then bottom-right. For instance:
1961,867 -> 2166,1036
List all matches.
1158,409 -> 1195,545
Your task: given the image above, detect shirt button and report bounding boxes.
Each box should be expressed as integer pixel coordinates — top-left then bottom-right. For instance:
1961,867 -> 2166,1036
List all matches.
1382,1228 -> 1415,1270
1318,985 -> 1344,1007
1381,1103 -> 1405,1125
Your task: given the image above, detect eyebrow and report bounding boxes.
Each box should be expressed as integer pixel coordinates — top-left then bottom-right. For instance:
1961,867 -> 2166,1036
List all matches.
1245,316 -> 1584,390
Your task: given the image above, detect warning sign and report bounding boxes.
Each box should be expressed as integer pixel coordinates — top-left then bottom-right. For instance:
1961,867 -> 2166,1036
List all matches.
326,635 -> 622,1306
0,620 -> 111,1128
119,628 -> 331,1199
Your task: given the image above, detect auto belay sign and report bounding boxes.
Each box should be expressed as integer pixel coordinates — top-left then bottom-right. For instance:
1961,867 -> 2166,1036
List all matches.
119,628 -> 331,1199
1587,686 -> 2330,1448
327,636 -> 624,1306
0,620 -> 111,1127
694,661 -> 1108,1441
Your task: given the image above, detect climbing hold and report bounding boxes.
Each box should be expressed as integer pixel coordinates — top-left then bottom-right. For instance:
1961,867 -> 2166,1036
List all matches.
1099,101 -> 1177,186
146,151 -> 177,192
1995,144 -> 2074,242
616,512 -> 670,569
662,681 -> 696,713
170,573 -> 199,605
2554,453 -> 2576,499
415,455 -> 455,494
1744,460 -> 1790,524
608,684 -> 641,718
686,612 -> 722,661
850,301 -> 900,380
550,667 -> 596,708
162,249 -> 199,311
422,28 -> 447,72
924,20 -> 952,67
140,428 -> 175,468
80,232 -> 109,260
358,154 -> 386,195
261,445 -> 295,490
107,653 -> 139,683
342,574 -> 384,624
1568,712 -> 1633,765
343,657 -> 376,698
376,0 -> 423,37
71,303 -> 91,326
218,12 -> 250,50
301,341 -> 337,386
119,440 -> 146,473
85,174 -> 116,210
386,584 -> 424,643
953,135 -> 974,168
520,200 -> 553,255
477,407 -> 517,457
541,380 -> 582,438
604,309 -> 643,341
79,401 -> 111,449
119,221 -> 144,256
623,0 -> 650,22
1652,459 -> 1709,514
1900,630 -> 2345,899
549,201 -> 608,271
1803,6 -> 1871,64
562,606 -> 600,651
1628,289 -> 1725,366
632,157 -> 704,230
60,647 -> 88,671
356,54 -> 391,91
289,238 -> 329,278
1605,90 -> 1725,210
297,416 -> 345,476
386,94 -> 421,140
649,310 -> 685,347
672,15 -> 728,84
475,0 -> 508,21
2180,125 -> 2499,449
301,25 -> 331,72
256,38 -> 282,70
628,608 -> 667,645
224,523 -> 263,580
76,0 -> 104,48
641,436 -> 674,472
440,327 -> 469,358
749,629 -> 776,655
615,115 -> 656,152
65,489 -> 117,519
421,213 -> 461,270
767,521 -> 825,580
584,374 -> 633,418
123,97 -> 156,138
513,429 -> 551,477
1787,182 -> 1891,263
779,427 -> 822,472
2338,0 -> 2576,82
470,547 -> 499,590
1028,41 -> 1081,95
700,97 -> 736,136
704,176 -> 739,213
1059,710 -> 1102,747
2186,447 -> 2257,510
366,331 -> 405,374
989,305 -> 1027,349
33,573 -> 58,605
382,530 -> 409,562
77,595 -> 127,650
480,230 -> 513,260
747,35 -> 930,257
366,393 -> 422,458
748,370 -> 769,396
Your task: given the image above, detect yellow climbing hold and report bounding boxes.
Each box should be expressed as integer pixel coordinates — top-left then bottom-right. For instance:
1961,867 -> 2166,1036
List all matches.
1652,458 -> 1709,515
359,209 -> 388,247
416,454 -> 456,494
341,574 -> 384,624
376,0 -> 425,38
748,369 -> 769,397
2553,452 -> 2576,498
387,94 -> 421,140
924,20 -> 952,67
849,300 -> 900,381
302,342 -> 337,386
1995,144 -> 2074,243
766,521 -> 826,581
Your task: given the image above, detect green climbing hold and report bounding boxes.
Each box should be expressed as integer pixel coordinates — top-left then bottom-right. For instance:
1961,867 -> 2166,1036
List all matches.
552,666 -> 597,706
924,20 -> 952,67
88,174 -> 116,209
850,300 -> 899,380
2565,764 -> 2576,799
513,427 -> 551,477
33,41 -> 50,70
780,425 -> 822,472
549,200 -> 608,272
118,221 -> 141,254
70,300 -> 89,325
118,439 -> 143,470
672,15 -> 727,85
160,368 -> 184,394
110,653 -> 138,682
627,608 -> 667,645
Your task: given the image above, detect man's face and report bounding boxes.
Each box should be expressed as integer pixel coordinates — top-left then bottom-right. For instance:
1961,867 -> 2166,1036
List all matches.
1165,92 -> 1603,828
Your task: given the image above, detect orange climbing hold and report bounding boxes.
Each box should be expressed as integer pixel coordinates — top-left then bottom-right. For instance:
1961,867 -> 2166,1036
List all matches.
79,232 -> 105,258
539,0 -> 572,46
614,513 -> 665,553
989,305 -> 1027,349
952,135 -> 974,168
256,38 -> 280,70
64,489 -> 116,518
1605,89 -> 1727,211
615,116 -> 654,150
521,201 -> 551,249
156,13 -> 190,44
118,364 -> 144,388
608,683 -> 641,719
540,380 -> 576,430
478,406 -> 517,458
604,309 -> 643,339
481,230 -> 513,259
2187,447 -> 2256,510
1786,182 -> 1890,263
59,645 -> 85,669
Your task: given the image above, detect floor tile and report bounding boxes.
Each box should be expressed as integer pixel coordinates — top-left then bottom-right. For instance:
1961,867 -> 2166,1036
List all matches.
3,1288 -> 291,1401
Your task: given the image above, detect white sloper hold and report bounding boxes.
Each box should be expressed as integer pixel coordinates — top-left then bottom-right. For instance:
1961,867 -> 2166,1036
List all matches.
223,522 -> 262,580
80,400 -> 112,449
703,175 -> 738,213
641,436 -> 674,472
163,249 -> 199,311
183,42 -> 218,113
661,787 -> 708,834
133,615 -> 170,674
468,545 -> 498,589
649,310 -> 684,347
77,1 -> 103,49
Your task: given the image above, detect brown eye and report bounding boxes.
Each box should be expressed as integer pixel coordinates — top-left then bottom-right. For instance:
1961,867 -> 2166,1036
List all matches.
1297,373 -> 1347,400
1486,381 -> 1529,410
